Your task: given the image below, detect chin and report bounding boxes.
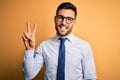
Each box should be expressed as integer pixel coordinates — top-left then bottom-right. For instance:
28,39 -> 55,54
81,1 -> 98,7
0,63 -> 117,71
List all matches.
59,31 -> 66,35
58,32 -> 68,37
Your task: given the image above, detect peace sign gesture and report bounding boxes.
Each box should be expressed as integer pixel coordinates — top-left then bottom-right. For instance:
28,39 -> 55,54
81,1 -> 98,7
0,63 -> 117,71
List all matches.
22,22 -> 37,50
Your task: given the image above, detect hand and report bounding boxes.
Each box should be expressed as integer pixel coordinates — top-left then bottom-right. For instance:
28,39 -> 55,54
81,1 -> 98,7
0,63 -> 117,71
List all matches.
22,22 -> 37,50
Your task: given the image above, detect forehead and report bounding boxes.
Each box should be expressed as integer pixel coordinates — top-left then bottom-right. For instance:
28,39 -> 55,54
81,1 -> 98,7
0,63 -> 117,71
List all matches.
57,9 -> 75,17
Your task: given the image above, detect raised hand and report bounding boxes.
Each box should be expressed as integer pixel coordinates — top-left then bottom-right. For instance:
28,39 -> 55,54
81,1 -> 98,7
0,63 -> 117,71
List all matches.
22,22 -> 37,50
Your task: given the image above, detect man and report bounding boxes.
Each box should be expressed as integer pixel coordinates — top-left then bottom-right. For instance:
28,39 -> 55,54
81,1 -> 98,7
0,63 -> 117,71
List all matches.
22,2 -> 97,80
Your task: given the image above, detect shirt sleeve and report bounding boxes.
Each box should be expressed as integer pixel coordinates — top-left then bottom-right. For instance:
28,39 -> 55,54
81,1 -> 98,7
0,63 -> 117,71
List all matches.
81,43 -> 97,80
22,47 -> 44,80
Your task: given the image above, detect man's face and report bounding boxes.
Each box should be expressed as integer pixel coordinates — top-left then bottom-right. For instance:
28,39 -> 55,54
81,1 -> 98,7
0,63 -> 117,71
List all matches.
54,9 -> 76,38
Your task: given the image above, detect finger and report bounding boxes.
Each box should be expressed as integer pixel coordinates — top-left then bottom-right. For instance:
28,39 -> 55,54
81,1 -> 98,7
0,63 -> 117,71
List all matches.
22,34 -> 28,41
26,22 -> 31,33
32,24 -> 37,34
22,34 -> 29,49
24,32 -> 33,41
24,32 -> 30,39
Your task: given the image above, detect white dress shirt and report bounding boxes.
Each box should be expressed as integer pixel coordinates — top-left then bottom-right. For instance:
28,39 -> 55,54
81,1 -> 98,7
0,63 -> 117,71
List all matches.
22,34 -> 97,80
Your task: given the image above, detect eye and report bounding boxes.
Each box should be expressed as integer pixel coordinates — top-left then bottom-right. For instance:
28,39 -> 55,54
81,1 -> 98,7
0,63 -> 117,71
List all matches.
57,15 -> 62,19
66,17 -> 73,21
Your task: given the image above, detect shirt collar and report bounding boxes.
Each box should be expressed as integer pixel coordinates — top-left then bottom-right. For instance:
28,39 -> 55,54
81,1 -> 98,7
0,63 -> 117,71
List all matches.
53,33 -> 75,43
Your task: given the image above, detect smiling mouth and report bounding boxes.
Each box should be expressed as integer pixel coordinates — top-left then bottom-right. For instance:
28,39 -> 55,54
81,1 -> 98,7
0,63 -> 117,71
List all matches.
60,26 -> 66,31
59,26 -> 68,31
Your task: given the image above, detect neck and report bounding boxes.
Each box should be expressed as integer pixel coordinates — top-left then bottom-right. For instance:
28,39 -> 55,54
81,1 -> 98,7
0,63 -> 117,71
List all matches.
59,36 -> 67,39
57,33 -> 71,39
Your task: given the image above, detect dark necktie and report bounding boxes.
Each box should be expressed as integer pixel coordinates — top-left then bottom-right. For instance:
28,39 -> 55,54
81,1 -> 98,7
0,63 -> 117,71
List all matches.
57,38 -> 67,80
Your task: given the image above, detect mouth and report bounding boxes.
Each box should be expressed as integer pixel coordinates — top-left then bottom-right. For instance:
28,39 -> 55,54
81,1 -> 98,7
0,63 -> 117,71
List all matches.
59,26 -> 68,31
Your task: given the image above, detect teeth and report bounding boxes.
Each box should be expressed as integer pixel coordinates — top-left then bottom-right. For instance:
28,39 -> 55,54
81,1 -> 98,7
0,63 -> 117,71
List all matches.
60,27 -> 66,30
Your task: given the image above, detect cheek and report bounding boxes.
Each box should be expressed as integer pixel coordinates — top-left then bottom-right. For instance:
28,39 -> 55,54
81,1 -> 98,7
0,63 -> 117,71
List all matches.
55,22 -> 61,27
67,24 -> 73,29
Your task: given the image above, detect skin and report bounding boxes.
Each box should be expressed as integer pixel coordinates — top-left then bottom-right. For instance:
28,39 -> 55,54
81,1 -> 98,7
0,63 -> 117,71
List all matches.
55,9 -> 76,38
22,9 -> 76,50
22,22 -> 37,50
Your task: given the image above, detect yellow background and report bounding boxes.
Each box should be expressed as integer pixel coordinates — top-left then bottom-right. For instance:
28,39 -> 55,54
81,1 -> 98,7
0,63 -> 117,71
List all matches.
0,0 -> 120,80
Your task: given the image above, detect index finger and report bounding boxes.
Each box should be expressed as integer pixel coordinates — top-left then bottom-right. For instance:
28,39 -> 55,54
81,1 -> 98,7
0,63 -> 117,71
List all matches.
26,22 -> 31,33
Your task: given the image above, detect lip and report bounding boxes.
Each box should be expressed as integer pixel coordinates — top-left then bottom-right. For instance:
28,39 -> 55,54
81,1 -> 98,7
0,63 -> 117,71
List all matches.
59,26 -> 66,31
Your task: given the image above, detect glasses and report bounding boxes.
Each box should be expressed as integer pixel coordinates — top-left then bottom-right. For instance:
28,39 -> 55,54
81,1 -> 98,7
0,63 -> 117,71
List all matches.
56,15 -> 75,24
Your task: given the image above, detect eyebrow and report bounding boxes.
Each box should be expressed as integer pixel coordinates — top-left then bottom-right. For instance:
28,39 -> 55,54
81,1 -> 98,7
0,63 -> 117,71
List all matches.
57,15 -> 75,19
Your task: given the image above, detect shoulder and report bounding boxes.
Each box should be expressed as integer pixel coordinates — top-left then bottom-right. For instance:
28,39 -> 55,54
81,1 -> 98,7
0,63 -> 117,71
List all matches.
36,37 -> 54,52
74,36 -> 90,47
73,36 -> 93,56
73,36 -> 92,52
38,36 -> 57,48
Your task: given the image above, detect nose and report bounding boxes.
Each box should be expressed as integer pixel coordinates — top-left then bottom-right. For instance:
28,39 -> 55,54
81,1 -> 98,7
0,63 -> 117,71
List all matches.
61,18 -> 67,25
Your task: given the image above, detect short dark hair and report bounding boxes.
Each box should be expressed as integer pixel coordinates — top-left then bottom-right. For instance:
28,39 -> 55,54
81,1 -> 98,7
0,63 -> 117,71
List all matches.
56,2 -> 77,18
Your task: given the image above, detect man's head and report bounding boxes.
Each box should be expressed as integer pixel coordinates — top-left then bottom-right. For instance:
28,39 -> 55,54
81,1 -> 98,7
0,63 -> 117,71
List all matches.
54,2 -> 77,38
56,2 -> 77,18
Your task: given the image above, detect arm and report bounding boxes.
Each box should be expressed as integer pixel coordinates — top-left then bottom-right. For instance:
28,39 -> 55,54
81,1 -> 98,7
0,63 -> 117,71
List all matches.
82,43 -> 97,80
22,22 -> 43,79
22,49 -> 44,80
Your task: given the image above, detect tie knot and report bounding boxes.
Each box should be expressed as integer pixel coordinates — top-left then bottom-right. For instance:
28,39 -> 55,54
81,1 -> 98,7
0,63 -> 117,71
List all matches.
59,38 -> 67,43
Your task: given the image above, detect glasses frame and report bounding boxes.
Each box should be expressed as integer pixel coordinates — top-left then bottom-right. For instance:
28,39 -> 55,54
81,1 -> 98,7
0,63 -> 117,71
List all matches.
56,15 -> 75,24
